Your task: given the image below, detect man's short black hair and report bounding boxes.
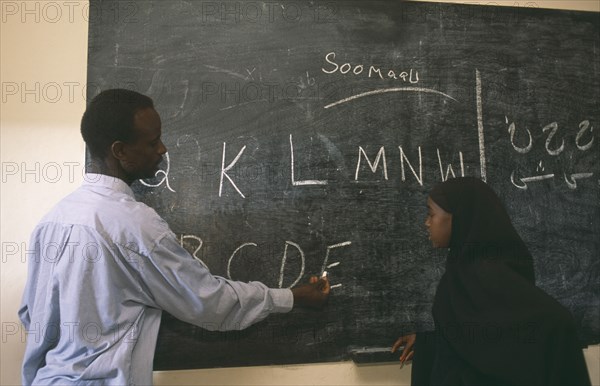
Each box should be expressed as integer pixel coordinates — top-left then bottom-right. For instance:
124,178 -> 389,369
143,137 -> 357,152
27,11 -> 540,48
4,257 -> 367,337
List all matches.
81,89 -> 154,159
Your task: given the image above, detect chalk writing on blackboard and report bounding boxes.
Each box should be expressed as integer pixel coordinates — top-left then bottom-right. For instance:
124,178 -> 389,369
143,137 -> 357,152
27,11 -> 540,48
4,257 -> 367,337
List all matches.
322,52 -> 419,83
142,70 -> 595,194
505,117 -> 595,189
178,234 -> 351,289
140,152 -> 175,192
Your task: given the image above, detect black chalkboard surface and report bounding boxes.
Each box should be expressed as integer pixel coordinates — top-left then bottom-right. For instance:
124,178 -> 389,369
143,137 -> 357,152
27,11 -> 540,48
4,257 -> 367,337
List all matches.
87,0 -> 599,370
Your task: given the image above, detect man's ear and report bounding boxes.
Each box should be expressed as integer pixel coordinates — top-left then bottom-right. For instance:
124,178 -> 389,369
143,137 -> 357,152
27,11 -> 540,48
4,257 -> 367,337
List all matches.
111,141 -> 127,161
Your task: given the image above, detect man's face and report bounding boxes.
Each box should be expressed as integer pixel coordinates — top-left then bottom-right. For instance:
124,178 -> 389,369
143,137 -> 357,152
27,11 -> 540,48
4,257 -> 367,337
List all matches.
119,107 -> 167,181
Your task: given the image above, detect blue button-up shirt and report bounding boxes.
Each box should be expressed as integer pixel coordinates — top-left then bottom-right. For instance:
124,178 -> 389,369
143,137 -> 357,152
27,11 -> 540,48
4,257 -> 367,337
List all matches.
19,174 -> 293,385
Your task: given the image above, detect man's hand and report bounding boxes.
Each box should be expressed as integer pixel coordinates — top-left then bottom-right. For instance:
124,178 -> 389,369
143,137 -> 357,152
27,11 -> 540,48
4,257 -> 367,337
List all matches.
391,333 -> 416,368
291,275 -> 330,309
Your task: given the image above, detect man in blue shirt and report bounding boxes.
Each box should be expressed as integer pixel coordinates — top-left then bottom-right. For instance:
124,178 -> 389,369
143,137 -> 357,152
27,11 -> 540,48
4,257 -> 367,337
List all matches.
19,89 -> 330,385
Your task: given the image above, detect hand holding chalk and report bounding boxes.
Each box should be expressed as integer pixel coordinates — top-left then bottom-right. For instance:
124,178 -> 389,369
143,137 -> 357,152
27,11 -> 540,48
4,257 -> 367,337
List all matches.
291,274 -> 330,309
391,333 -> 416,368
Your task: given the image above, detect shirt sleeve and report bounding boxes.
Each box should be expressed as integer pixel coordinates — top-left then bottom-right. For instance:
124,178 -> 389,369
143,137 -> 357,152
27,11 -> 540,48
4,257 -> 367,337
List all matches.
129,231 -> 293,331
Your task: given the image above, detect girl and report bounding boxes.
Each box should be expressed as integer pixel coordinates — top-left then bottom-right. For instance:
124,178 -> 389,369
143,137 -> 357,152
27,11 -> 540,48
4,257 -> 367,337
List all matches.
392,177 -> 590,385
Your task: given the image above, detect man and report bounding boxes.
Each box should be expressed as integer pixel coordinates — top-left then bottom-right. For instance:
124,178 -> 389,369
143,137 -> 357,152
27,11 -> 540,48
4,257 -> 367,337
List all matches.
19,89 -> 330,385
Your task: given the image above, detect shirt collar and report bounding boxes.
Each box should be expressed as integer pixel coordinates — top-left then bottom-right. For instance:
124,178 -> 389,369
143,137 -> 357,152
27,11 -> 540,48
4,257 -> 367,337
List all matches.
82,173 -> 135,198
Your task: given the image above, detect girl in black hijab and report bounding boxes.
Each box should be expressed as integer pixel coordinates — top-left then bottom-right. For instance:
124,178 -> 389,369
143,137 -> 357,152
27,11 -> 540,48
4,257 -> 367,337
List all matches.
393,177 -> 590,385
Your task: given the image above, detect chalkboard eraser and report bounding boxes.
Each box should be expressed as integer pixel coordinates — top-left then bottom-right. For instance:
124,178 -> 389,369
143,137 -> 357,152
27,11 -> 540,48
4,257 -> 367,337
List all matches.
348,346 -> 401,364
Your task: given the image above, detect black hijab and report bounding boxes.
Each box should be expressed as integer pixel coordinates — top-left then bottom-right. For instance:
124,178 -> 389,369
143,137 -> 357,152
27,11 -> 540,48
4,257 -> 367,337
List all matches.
428,177 -> 590,385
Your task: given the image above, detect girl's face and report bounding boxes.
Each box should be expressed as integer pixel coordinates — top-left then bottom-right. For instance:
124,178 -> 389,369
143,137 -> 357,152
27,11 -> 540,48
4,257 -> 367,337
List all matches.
425,197 -> 452,248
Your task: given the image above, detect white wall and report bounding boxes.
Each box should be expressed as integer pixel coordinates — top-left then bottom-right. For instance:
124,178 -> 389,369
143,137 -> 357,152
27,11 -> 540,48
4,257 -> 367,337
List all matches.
1,1 -> 598,385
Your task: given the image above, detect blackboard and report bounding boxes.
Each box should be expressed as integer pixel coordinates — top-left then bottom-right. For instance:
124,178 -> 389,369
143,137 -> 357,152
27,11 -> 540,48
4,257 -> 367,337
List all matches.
86,0 -> 599,370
